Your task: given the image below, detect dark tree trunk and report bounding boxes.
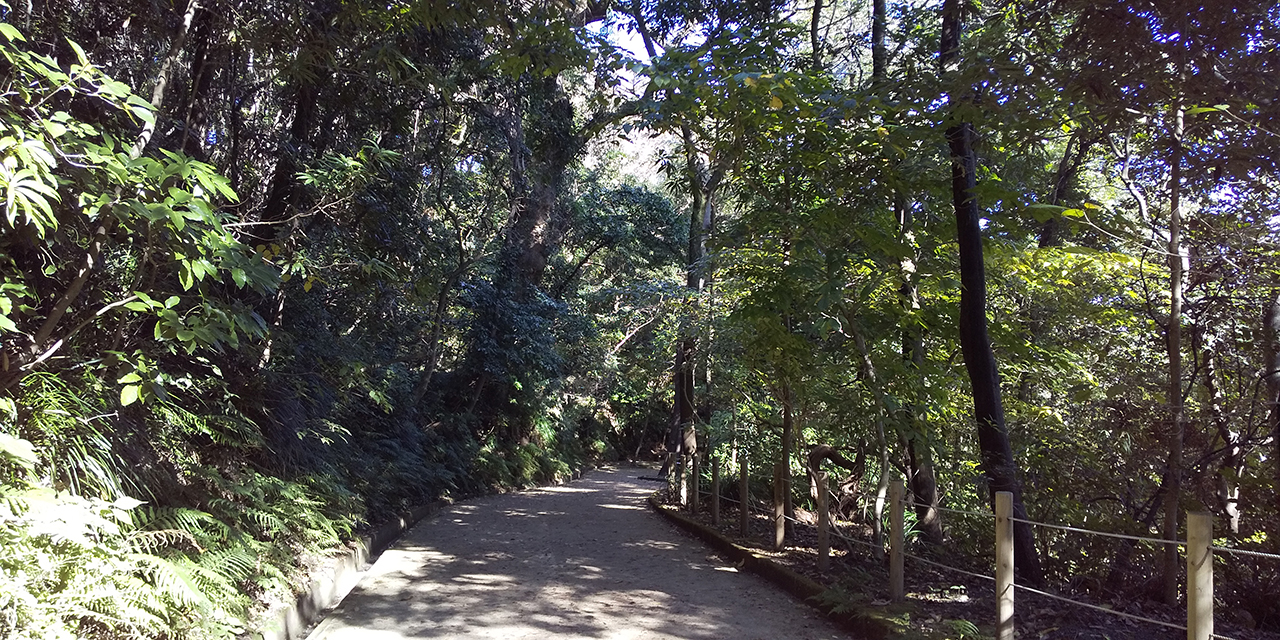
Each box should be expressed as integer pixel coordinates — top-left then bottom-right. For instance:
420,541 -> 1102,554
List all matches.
941,0 -> 1042,586
261,80 -> 318,228
1202,337 -> 1240,532
1037,132 -> 1076,248
809,0 -> 824,70
872,0 -> 886,83
1265,291 -> 1280,513
179,7 -> 214,158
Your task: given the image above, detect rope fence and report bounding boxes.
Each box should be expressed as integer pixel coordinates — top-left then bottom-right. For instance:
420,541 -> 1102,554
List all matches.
902,551 -> 994,583
1011,516 -> 1186,548
1209,546 -> 1280,561
1015,583 -> 1187,632
906,500 -> 995,519
666,460 -> 1271,640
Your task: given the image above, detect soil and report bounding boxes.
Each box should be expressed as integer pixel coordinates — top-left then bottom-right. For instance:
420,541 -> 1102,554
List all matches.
304,465 -> 848,639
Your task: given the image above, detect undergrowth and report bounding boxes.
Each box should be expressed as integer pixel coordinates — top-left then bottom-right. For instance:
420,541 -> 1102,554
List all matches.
0,371 -> 596,639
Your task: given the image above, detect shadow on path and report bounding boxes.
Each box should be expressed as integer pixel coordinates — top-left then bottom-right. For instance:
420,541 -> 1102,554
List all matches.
307,466 -> 847,640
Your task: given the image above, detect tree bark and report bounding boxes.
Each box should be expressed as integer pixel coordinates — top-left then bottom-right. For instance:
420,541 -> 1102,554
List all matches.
941,0 -> 1042,585
809,0 -> 824,70
779,381 -> 796,545
1037,131 -> 1078,248
1264,291 -> 1280,514
662,125 -> 722,466
850,324 -> 891,555
872,0 -> 887,85
1201,336 -> 1240,532
1161,102 -> 1185,606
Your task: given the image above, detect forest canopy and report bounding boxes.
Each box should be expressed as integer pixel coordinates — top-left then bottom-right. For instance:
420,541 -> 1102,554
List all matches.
1,0 -> 1279,636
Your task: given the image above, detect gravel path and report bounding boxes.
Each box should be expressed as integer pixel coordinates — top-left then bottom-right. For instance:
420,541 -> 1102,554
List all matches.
306,465 -> 848,640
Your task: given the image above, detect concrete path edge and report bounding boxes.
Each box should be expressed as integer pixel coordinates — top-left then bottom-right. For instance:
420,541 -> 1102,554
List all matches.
248,499 -> 452,640
647,495 -> 892,640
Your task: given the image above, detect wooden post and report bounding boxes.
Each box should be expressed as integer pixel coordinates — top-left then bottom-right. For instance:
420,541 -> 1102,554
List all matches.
739,456 -> 750,537
889,479 -> 905,601
1187,511 -> 1213,640
678,456 -> 688,506
666,454 -> 677,502
817,470 -> 830,572
711,457 -> 721,526
773,461 -> 785,549
995,491 -> 1014,640
690,454 -> 700,514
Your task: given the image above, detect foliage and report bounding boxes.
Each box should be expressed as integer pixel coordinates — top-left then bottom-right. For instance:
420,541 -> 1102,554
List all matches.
3,0 -> 1280,634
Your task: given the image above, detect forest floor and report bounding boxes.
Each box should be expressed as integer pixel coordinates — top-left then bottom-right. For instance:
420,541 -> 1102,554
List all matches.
666,493 -> 1277,640
303,465 -> 848,639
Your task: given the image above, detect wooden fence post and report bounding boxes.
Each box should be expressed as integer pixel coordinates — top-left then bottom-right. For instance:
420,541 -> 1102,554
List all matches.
739,456 -> 750,537
675,458 -> 686,506
690,454 -> 700,514
773,461 -> 785,550
1187,511 -> 1213,640
817,470 -> 830,572
890,479 -> 904,602
711,457 -> 721,526
670,455 -> 680,504
995,491 -> 1014,640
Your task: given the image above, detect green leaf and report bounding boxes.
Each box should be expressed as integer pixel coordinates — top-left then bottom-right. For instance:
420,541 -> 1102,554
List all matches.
66,38 -> 89,65
120,384 -> 140,406
123,301 -> 150,312
112,496 -> 145,510
1185,105 -> 1222,115
117,372 -> 142,384
0,433 -> 38,468
164,295 -> 180,308
0,23 -> 26,43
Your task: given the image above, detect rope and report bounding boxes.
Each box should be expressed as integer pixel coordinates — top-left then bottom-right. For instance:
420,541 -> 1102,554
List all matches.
902,552 -> 994,582
906,501 -> 994,519
1210,546 -> 1280,561
1014,584 -> 1187,631
1010,516 -> 1186,548
685,489 -> 1227,634
829,527 -> 883,550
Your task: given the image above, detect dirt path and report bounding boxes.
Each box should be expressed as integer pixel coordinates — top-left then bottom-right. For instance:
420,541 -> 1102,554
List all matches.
306,466 -> 848,640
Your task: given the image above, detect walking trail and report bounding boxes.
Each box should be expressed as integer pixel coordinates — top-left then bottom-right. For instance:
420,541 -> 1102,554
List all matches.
306,466 -> 847,640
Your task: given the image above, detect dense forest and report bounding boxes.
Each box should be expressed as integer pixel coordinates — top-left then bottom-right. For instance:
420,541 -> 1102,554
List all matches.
1,0 -> 1278,636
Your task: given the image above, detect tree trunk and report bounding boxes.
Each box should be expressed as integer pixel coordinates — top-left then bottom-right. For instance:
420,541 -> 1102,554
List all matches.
1161,102 -> 1185,606
941,0 -> 1042,586
809,0 -> 824,70
179,7 -> 214,158
1201,336 -> 1240,532
1265,291 -> 1280,514
1036,131 -> 1091,248
663,125 -> 720,465
871,0 -> 886,85
779,381 -> 795,545
849,323 -> 891,553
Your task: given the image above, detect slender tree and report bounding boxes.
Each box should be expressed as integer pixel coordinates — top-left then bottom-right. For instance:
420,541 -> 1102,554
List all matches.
940,0 -> 1042,584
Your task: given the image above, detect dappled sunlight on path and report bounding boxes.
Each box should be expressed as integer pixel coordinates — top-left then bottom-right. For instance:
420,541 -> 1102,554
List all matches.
306,467 -> 846,639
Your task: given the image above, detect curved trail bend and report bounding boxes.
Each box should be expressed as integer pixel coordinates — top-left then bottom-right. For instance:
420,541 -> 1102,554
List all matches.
306,466 -> 847,639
